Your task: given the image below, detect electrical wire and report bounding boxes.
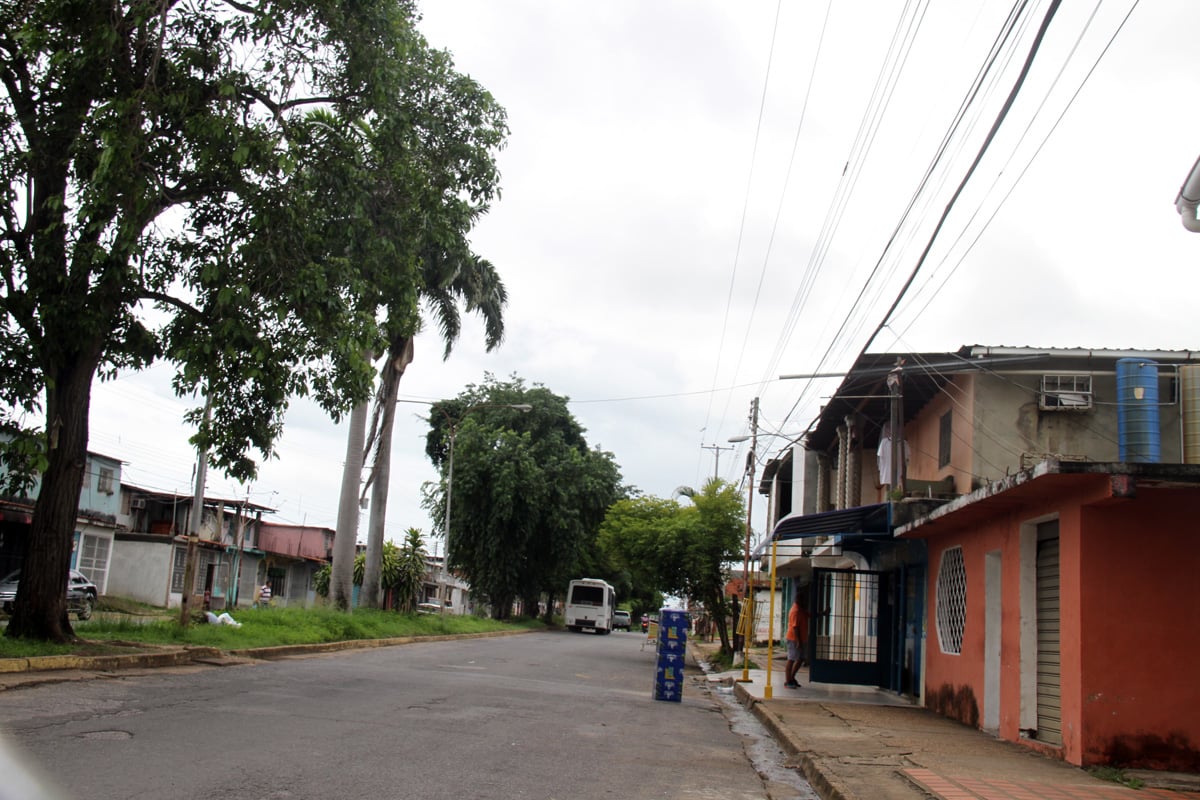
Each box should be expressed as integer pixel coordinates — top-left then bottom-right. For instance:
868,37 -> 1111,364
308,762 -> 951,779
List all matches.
699,1 -> 784,445
889,0 -> 1140,335
859,0 -> 1065,357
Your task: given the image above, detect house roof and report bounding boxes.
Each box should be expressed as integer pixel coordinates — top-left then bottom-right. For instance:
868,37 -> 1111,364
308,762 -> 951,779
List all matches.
896,459 -> 1200,537
121,483 -> 275,513
804,346 -> 1200,454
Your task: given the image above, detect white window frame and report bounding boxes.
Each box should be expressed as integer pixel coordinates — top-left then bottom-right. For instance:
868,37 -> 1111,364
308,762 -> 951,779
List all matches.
1039,373 -> 1093,411
97,465 -> 114,495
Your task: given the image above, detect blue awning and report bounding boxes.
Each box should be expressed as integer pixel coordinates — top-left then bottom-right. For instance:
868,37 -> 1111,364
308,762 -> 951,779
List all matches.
770,502 -> 893,541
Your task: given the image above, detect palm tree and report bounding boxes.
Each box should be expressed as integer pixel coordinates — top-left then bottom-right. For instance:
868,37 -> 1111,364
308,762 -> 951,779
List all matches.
358,252 -> 507,608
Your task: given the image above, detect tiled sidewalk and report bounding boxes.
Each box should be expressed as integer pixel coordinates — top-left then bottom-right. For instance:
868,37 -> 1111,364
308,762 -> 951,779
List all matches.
903,769 -> 1200,800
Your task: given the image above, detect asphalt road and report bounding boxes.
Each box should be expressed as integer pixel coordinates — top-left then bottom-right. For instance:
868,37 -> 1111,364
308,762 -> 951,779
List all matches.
0,629 -> 786,800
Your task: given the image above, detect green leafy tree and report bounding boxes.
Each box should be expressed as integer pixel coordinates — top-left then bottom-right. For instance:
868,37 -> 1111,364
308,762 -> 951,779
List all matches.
599,479 -> 744,653
0,0 -> 506,640
422,376 -> 622,620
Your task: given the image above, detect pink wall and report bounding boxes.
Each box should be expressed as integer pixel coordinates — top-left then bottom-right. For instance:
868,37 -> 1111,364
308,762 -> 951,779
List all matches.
923,512 -> 1017,732
917,477 -> 1200,769
906,376 -> 973,494
258,523 -> 334,562
1077,490 -> 1200,770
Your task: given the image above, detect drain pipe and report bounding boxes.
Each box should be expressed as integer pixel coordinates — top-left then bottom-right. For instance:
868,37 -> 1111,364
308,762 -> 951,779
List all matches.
1175,154 -> 1200,232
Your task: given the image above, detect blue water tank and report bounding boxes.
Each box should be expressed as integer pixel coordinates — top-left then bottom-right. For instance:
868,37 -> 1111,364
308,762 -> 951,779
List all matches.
1116,358 -> 1161,463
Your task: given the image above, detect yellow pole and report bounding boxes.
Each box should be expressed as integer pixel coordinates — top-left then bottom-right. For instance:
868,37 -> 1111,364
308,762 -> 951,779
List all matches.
737,591 -> 754,682
764,538 -> 778,699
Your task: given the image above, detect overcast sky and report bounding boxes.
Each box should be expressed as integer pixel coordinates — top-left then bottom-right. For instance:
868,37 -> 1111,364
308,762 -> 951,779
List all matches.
88,0 -> 1200,552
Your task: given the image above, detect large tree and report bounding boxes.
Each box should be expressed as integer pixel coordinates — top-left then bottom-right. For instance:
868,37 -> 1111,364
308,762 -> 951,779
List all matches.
422,376 -> 622,620
599,479 -> 744,653
357,250 -> 507,610
0,0 -> 506,640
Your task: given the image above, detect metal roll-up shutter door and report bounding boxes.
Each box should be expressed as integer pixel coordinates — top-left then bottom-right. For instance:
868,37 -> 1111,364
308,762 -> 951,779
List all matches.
1036,529 -> 1062,746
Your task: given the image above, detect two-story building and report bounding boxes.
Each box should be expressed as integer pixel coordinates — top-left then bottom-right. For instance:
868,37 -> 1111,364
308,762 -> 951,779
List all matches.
759,346 -> 1200,770
110,486 -> 336,610
0,448 -> 124,593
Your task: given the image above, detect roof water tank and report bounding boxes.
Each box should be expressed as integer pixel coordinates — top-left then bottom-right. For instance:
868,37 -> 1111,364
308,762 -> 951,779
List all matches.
1116,358 -> 1160,463
1181,365 -> 1200,464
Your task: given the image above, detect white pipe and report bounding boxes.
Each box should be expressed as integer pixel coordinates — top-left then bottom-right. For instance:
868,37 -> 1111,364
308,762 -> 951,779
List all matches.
1175,155 -> 1200,232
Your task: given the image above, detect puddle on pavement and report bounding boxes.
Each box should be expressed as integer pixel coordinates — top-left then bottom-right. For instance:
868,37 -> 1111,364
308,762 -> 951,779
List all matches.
696,661 -> 819,800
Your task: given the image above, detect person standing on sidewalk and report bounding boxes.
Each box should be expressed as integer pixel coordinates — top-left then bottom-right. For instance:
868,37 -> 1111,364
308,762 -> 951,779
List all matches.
785,590 -> 807,688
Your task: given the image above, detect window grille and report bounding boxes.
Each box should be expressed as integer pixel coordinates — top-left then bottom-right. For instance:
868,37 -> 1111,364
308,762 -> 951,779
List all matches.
936,546 -> 966,655
1040,374 -> 1093,410
78,534 -> 110,592
97,466 -> 114,495
170,547 -> 186,593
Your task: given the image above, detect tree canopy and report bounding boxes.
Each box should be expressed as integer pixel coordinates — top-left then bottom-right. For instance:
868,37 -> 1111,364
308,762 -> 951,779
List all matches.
423,376 -> 624,620
598,479 -> 744,652
0,0 -> 506,640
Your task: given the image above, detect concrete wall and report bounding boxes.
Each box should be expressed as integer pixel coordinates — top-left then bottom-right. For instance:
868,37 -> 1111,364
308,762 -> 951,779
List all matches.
1077,489 -> 1200,770
107,535 -> 171,606
906,379 -> 973,495
971,370 -> 1184,484
917,476 -> 1200,769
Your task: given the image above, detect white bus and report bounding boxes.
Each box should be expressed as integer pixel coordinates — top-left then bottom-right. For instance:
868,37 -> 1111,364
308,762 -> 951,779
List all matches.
565,578 -> 616,634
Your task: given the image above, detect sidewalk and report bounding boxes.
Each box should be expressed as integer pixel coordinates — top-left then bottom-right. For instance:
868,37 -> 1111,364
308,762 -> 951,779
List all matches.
690,642 -> 1200,800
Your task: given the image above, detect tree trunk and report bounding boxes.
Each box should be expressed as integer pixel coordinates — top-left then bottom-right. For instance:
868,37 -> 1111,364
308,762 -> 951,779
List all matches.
542,591 -> 556,624
492,596 -> 512,620
362,338 -> 414,609
709,594 -> 733,655
331,399 -> 368,611
521,591 -> 540,620
6,356 -> 98,642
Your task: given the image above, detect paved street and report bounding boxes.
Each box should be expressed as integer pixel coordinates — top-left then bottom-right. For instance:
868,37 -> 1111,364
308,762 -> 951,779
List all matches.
0,630 -> 804,799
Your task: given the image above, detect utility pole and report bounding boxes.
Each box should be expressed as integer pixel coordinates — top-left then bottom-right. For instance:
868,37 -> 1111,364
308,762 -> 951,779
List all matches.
179,398 -> 212,627
739,397 -> 758,683
700,443 -> 734,481
886,359 -> 906,496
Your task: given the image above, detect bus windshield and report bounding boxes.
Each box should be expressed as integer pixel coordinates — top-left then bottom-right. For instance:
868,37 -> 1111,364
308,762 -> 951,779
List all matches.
569,585 -> 605,606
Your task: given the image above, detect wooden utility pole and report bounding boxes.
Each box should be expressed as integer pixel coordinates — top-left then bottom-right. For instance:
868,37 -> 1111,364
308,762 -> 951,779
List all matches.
739,397 -> 758,683
179,398 -> 212,627
886,359 -> 906,496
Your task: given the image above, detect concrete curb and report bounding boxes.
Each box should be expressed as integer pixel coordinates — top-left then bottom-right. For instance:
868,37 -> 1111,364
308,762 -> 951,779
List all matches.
0,645 -> 220,675
732,681 -> 856,800
0,628 -> 534,675
228,628 -> 531,660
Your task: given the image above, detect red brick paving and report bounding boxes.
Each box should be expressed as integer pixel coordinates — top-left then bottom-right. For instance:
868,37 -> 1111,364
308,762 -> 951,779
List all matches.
903,769 -> 1200,800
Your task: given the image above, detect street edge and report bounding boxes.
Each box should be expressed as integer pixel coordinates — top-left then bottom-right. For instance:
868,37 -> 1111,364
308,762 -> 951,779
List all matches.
0,627 -> 535,675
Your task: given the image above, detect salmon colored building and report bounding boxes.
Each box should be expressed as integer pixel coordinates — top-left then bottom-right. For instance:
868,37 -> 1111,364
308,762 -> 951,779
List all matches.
899,462 -> 1200,769
758,346 -> 1200,772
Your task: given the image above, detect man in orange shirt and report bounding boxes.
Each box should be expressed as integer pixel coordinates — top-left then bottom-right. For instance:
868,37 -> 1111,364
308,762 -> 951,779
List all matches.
785,590 -> 807,688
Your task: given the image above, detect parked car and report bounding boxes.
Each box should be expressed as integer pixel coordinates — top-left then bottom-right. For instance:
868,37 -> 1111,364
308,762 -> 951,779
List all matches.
613,610 -> 631,631
0,569 -> 97,620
